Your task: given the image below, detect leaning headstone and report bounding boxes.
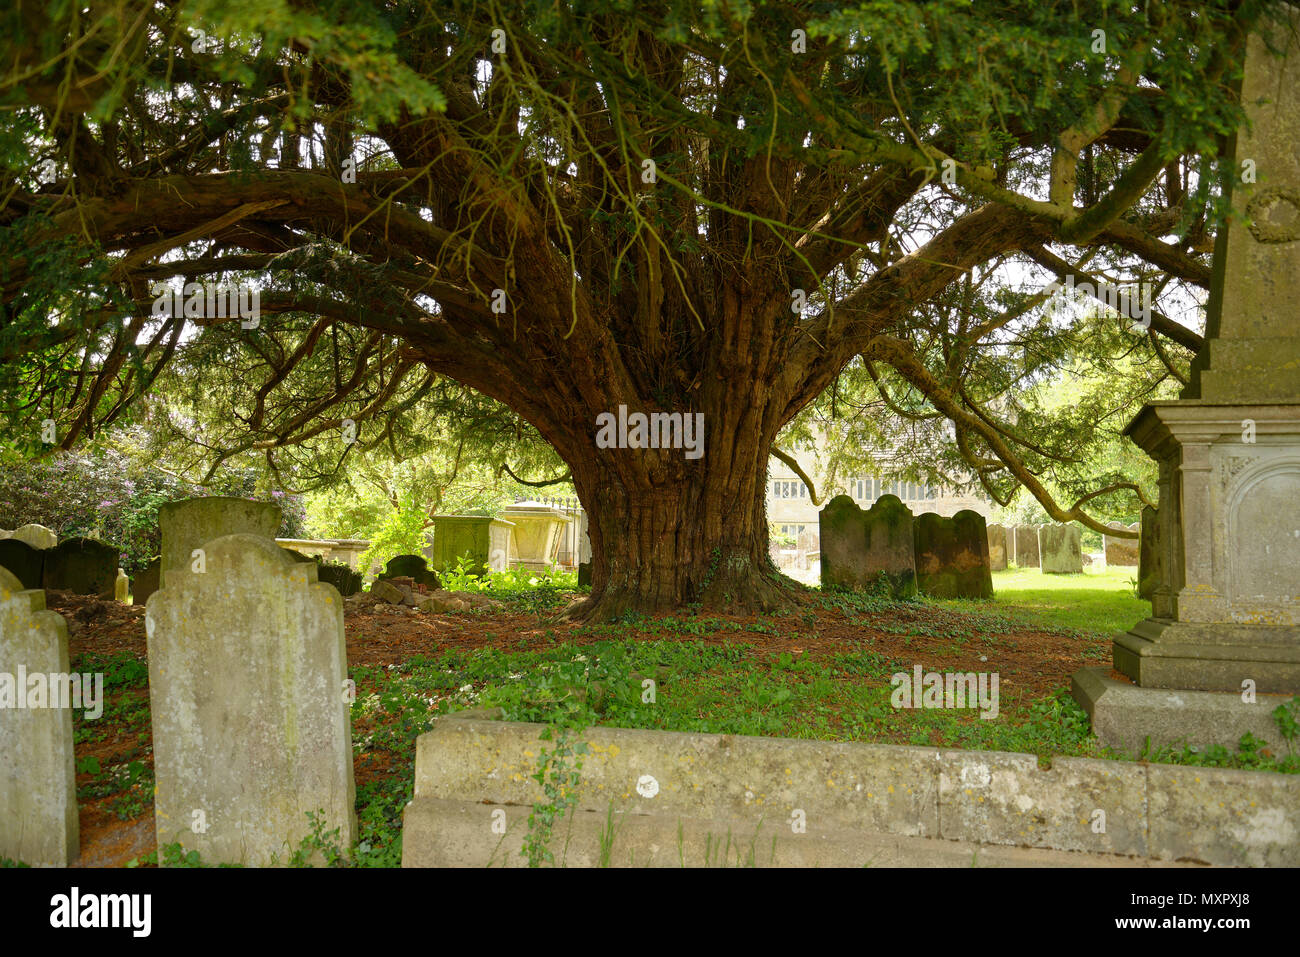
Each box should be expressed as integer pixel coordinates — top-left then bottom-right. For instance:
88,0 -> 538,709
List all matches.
158,496 -> 281,574
132,558 -> 161,606
0,539 -> 45,590
818,494 -> 916,598
1039,524 -> 1083,574
1013,525 -> 1040,569
912,510 -> 993,598
377,554 -> 441,590
12,525 -> 57,550
1103,522 -> 1140,566
145,534 -> 355,866
41,537 -> 118,597
986,524 -> 1008,571
0,567 -> 78,866
1137,506 -> 1162,601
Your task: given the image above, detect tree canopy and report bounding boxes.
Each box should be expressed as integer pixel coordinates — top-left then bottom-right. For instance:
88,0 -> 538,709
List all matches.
1,0 -> 1273,615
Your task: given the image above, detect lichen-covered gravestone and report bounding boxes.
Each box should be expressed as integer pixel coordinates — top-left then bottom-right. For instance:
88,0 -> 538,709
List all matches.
145,534 -> 355,866
0,567 -> 78,866
912,510 -> 993,598
818,494 -> 916,597
41,537 -> 118,596
1103,523 -> 1140,566
1013,525 -> 1040,569
158,496 -> 281,574
377,554 -> 442,590
986,524 -> 1008,571
1039,524 -> 1083,574
0,539 -> 45,590
12,525 -> 57,550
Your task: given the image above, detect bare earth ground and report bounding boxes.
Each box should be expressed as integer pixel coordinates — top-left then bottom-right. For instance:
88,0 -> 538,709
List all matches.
45,585 -> 1118,868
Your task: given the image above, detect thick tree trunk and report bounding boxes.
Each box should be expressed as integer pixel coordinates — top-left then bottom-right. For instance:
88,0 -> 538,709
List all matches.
562,404 -> 808,622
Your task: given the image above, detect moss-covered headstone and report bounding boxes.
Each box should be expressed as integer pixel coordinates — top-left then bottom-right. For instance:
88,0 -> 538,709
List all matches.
913,510 -> 993,599
818,494 -> 916,597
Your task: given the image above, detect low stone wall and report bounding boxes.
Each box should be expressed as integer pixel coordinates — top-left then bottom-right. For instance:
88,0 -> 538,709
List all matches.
274,538 -> 371,570
403,715 -> 1300,867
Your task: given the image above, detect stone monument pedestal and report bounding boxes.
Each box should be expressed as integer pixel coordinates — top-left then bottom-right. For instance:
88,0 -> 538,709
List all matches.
1074,6 -> 1300,751
1111,402 -> 1300,694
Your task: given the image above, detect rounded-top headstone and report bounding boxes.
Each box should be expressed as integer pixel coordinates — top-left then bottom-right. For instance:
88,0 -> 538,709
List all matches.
913,510 -> 993,598
145,533 -> 353,866
158,497 -> 282,573
12,525 -> 57,550
378,554 -> 442,590
41,537 -> 118,597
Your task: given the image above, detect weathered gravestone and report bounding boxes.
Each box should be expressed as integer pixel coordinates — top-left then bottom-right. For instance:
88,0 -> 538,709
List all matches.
114,569 -> 129,602
1103,523 -> 1140,566
377,554 -> 442,590
145,534 -> 355,866
912,510 -> 993,599
986,524 -> 1008,571
0,539 -> 45,590
12,525 -> 57,550
315,561 -> 363,597
0,568 -> 78,866
132,558 -> 161,606
1013,525 -> 1040,569
818,494 -> 917,598
158,496 -> 281,574
1137,506 -> 1162,601
41,537 -> 118,596
1039,524 -> 1083,574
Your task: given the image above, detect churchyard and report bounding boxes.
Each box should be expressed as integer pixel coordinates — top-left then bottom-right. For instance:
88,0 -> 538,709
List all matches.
3,539 -> 1293,868
4,0 -> 1300,882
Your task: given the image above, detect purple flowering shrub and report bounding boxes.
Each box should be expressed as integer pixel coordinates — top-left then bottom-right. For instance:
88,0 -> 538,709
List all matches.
0,449 -> 309,572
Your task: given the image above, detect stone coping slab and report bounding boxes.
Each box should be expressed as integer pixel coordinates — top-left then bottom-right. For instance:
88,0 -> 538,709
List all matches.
405,715 -> 1300,867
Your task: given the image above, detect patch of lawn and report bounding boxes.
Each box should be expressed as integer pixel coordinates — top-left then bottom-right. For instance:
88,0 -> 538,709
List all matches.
939,565 -> 1148,636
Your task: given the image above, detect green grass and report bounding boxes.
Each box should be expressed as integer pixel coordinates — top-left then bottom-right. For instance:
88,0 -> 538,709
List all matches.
52,570 -> 1298,868
964,565 -> 1145,636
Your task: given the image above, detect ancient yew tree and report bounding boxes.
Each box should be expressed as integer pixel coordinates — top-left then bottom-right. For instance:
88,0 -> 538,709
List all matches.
1,1 -> 1272,617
